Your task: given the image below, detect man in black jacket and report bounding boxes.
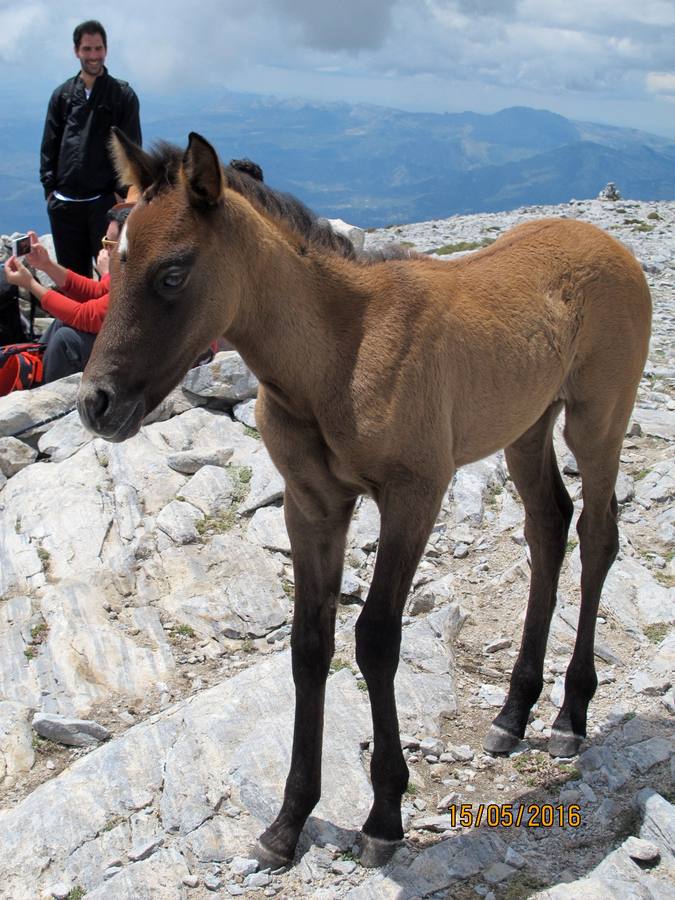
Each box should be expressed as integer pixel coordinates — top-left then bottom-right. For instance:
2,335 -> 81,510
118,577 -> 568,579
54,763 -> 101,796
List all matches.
40,20 -> 141,276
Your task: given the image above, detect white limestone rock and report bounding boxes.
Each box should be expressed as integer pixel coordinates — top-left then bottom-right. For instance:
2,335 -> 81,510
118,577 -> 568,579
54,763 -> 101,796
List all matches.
0,436 -> 38,477
0,700 -> 35,780
181,351 -> 258,403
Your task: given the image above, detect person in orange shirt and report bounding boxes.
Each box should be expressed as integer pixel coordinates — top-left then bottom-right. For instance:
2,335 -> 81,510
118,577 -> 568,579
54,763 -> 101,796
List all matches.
4,204 -> 131,382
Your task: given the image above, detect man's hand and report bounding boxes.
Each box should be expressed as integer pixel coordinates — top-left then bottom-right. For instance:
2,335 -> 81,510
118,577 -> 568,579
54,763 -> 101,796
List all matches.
4,256 -> 35,291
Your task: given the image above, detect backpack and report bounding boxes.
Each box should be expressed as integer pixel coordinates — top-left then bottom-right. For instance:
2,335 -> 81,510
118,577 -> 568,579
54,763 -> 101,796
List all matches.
0,342 -> 46,396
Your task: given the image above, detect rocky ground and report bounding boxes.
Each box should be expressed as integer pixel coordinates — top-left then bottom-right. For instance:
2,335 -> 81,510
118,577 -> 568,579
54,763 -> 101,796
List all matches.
0,196 -> 672,899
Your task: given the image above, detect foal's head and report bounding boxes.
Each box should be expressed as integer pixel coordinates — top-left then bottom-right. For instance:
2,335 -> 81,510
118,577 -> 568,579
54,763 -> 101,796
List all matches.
79,130 -> 252,442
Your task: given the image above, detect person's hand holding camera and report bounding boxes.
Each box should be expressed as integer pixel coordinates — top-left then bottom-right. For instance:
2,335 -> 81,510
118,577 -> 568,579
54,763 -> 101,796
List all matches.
24,231 -> 53,272
4,256 -> 37,292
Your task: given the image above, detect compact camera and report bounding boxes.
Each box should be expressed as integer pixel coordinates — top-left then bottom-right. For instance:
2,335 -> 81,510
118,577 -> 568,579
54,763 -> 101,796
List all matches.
12,234 -> 32,257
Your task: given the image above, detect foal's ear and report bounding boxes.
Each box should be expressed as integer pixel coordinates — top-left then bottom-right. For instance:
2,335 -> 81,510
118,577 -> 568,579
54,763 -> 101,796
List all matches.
183,132 -> 224,208
109,127 -> 155,192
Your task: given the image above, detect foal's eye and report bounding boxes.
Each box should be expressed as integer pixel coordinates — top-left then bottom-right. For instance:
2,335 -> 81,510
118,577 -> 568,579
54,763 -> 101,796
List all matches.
158,266 -> 189,293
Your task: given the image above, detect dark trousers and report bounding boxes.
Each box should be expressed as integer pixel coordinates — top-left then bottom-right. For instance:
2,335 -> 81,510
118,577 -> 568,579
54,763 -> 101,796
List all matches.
47,193 -> 114,277
41,318 -> 97,383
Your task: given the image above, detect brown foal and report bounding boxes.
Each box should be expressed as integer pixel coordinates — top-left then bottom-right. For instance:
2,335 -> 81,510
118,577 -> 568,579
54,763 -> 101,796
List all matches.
78,130 -> 652,868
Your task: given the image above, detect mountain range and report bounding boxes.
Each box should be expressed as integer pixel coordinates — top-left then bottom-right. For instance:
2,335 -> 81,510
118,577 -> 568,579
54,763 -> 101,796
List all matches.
2,91 -> 675,233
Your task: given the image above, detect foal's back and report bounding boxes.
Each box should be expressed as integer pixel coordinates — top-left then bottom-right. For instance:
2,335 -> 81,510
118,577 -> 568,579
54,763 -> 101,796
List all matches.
340,217 -> 650,470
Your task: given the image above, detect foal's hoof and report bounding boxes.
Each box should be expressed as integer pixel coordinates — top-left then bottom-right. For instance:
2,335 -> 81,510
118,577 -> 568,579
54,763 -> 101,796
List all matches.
549,729 -> 583,758
359,834 -> 401,868
252,839 -> 293,871
483,724 -> 521,755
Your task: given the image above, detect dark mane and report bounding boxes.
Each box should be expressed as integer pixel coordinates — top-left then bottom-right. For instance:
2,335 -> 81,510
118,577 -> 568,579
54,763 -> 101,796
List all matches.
141,141 -> 358,260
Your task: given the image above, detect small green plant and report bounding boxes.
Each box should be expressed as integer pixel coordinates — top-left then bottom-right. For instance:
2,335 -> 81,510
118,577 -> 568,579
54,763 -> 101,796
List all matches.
281,580 -> 295,600
647,211 -> 662,220
244,426 -> 261,440
102,814 -> 125,832
634,468 -> 650,481
643,624 -> 668,644
24,647 -> 36,660
623,217 -> 643,225
241,639 -> 255,653
429,238 -> 495,256
230,465 -> 253,504
330,658 -> 353,674
15,516 -> 22,534
31,622 -> 48,642
404,783 -> 417,796
67,888 -> 87,900
174,624 -> 195,638
566,539 -> 578,553
196,510 -> 237,535
557,763 -> 581,782
37,546 -> 51,565
632,223 -> 655,233
357,680 -> 369,693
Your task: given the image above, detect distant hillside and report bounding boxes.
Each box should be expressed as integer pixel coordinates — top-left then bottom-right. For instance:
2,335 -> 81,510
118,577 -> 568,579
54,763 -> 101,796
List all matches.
2,93 -> 675,233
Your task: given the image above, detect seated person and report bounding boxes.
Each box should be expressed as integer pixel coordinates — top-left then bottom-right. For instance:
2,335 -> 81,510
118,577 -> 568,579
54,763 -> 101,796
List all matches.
3,204 -> 132,382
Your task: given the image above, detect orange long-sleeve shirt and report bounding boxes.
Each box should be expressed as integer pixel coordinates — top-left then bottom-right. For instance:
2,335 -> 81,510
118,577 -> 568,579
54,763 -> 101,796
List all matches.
40,271 -> 110,334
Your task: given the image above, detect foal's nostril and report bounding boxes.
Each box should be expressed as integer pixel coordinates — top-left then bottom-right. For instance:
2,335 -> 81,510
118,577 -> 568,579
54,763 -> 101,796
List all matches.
77,382 -> 113,433
90,386 -> 111,423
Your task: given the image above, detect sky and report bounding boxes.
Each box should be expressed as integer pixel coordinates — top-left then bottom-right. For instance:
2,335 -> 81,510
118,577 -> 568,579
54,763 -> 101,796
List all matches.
1,0 -> 675,138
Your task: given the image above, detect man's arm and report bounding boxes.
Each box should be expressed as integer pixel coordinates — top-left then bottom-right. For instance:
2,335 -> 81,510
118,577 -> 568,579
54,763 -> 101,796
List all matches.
39,86 -> 66,199
119,86 -> 142,146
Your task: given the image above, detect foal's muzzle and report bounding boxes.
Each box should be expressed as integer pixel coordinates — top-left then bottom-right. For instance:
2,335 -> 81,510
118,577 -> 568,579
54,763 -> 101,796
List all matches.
78,377 -> 146,443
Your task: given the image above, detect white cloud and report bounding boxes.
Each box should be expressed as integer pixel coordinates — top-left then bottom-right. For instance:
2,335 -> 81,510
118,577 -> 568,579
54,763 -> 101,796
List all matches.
647,72 -> 675,96
1,1 -> 675,137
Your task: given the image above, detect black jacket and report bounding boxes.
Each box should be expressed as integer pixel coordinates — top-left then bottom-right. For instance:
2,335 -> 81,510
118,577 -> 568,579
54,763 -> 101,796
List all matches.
40,67 -> 142,200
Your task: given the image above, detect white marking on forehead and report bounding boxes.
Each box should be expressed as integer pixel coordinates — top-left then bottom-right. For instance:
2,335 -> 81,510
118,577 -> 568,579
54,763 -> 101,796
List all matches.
118,222 -> 129,261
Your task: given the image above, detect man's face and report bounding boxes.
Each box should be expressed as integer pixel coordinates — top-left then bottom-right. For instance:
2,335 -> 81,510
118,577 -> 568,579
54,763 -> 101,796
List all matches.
74,32 -> 107,79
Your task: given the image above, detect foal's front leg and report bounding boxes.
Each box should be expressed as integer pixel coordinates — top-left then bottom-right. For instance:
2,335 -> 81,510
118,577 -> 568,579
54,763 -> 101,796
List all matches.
256,487 -> 355,868
355,478 -> 446,866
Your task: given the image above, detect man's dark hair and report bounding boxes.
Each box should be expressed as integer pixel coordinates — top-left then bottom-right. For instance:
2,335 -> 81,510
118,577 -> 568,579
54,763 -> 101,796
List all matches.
106,204 -> 133,227
73,20 -> 107,49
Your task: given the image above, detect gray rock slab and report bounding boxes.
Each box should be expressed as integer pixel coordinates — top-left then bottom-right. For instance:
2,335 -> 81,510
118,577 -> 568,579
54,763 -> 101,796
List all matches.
37,409 -> 92,461
0,581 -> 175,717
0,700 -> 34,780
32,712 -> 110,747
633,407 -> 675,441
167,446 -> 234,474
238,445 -> 285,514
347,830 -> 505,899
247,505 -> 290,554
348,497 -> 380,551
156,500 -> 203,545
232,399 -> 257,428
85,848 -> 192,900
0,373 -> 81,439
449,454 -> 506,525
179,465 -> 238,517
0,444 -> 112,595
156,533 -> 290,639
0,436 -> 37,476
181,351 -> 258,403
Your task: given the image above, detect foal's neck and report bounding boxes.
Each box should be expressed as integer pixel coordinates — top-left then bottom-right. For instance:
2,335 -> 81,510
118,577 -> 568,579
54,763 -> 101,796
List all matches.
224,216 -> 366,411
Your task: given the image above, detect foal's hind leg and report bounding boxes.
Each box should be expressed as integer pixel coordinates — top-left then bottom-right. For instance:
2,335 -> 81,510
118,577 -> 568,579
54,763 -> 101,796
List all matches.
484,402 -> 573,754
548,401 -> 625,757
